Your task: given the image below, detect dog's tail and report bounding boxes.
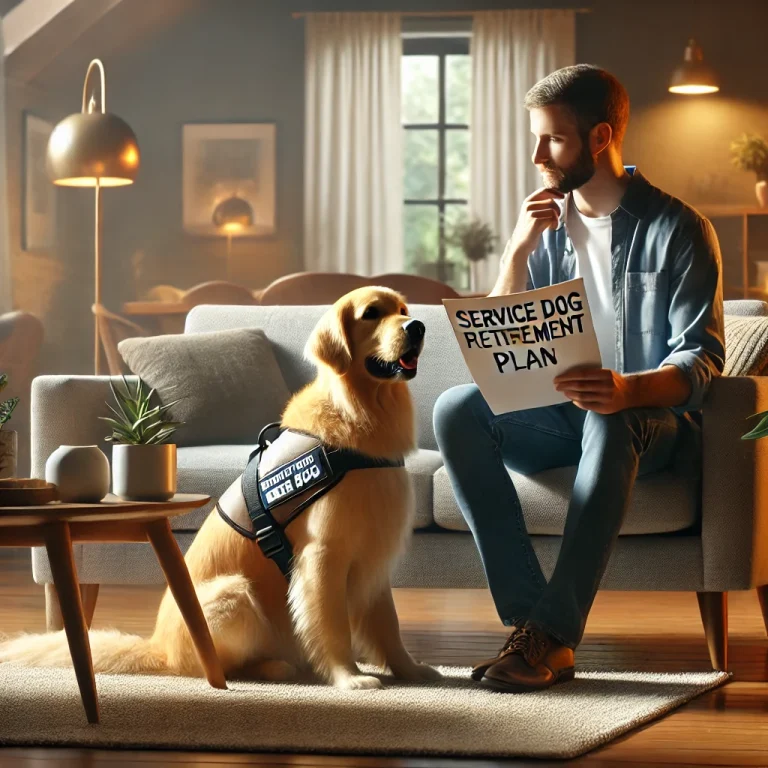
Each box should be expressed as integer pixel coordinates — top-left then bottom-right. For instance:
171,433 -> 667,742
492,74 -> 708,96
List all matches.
0,628 -> 168,675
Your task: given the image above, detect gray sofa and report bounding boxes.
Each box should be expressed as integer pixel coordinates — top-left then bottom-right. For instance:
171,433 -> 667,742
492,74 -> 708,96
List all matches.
29,300 -> 768,670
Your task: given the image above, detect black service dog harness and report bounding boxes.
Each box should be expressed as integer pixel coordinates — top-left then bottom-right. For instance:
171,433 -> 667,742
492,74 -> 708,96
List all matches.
217,423 -> 404,579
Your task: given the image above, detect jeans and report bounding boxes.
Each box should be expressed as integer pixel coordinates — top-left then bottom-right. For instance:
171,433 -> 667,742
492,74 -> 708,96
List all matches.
433,384 -> 697,649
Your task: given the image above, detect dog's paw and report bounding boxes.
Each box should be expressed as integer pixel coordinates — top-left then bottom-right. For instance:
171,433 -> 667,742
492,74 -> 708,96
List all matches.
393,662 -> 443,682
334,673 -> 384,690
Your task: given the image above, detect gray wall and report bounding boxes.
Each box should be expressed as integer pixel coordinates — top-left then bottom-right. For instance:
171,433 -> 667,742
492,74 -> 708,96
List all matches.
97,0 -> 306,301
5,0 -> 768,374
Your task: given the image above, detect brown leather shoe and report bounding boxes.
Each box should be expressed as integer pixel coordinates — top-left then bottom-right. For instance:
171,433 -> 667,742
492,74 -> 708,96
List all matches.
481,625 -> 575,692
470,626 -> 522,681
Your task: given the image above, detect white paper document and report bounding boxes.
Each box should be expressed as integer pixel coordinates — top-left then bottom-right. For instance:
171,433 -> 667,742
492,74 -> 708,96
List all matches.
442,278 -> 602,415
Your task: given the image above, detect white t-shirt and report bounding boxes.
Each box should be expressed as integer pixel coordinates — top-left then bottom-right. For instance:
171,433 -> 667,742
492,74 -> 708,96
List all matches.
566,197 -> 617,371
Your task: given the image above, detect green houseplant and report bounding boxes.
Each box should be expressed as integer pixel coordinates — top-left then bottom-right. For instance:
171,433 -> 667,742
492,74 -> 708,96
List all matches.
730,133 -> 768,207
742,409 -> 768,442
445,215 -> 499,292
100,376 -> 183,500
0,374 -> 19,479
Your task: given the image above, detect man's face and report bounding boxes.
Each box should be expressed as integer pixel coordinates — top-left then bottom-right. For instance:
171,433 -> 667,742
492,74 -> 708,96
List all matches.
529,105 -> 596,194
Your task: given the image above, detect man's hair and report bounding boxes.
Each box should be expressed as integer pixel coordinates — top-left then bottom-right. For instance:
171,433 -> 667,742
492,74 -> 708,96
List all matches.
524,64 -> 630,147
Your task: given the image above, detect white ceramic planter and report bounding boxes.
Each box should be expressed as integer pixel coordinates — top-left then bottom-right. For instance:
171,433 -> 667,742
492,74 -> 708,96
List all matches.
0,430 -> 17,479
468,260 -> 485,293
45,445 -> 110,502
112,444 -> 177,501
756,180 -> 768,208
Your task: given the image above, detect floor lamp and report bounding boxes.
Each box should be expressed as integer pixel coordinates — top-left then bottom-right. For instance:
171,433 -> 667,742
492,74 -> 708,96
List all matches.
212,195 -> 253,279
46,58 -> 140,375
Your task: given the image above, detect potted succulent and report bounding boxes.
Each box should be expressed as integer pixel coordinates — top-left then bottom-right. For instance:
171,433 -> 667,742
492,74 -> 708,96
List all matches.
0,374 -> 19,479
445,214 -> 499,292
730,133 -> 768,208
100,376 -> 183,501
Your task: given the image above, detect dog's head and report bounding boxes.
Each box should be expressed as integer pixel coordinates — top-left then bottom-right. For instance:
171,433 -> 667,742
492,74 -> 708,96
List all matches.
306,286 -> 425,381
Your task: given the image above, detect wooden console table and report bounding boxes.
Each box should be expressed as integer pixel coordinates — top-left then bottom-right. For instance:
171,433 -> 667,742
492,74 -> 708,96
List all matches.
122,290 -> 266,334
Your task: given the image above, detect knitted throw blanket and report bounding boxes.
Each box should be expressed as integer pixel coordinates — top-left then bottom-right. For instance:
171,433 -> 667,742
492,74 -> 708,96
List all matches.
723,315 -> 768,376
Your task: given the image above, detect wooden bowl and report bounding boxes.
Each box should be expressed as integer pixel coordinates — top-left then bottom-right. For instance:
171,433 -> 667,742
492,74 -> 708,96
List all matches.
0,478 -> 59,506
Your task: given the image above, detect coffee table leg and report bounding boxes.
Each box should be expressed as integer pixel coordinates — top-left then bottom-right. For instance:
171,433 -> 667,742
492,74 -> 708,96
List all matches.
144,518 -> 228,689
43,522 -> 100,724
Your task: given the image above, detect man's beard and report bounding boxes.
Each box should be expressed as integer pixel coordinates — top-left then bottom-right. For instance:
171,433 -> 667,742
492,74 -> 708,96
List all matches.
540,140 -> 596,194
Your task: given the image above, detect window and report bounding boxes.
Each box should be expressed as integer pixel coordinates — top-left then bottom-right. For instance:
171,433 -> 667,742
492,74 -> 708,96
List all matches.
402,37 -> 470,289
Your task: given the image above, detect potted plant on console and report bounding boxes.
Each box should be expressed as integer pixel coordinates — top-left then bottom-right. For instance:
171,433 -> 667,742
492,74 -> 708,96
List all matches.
730,133 -> 768,208
101,376 -> 183,501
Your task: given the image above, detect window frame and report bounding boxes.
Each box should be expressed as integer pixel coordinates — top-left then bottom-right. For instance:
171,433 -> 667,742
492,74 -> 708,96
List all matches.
402,36 -> 470,285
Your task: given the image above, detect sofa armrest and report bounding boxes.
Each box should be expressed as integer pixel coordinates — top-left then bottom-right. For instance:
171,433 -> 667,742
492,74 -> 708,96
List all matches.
701,375 -> 768,590
30,375 -> 138,478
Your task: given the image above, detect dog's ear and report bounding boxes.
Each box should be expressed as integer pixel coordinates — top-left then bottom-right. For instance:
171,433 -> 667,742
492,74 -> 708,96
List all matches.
305,300 -> 354,375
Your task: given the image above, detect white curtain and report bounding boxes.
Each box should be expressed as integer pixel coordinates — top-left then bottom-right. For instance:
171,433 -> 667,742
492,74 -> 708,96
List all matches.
0,22 -> 12,313
304,12 -> 403,275
470,10 -> 575,292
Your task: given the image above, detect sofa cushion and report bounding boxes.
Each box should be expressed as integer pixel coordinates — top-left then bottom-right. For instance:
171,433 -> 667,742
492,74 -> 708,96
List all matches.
723,299 -> 768,317
118,328 -> 291,446
171,445 -> 438,532
404,449 -> 443,529
432,464 -> 699,535
170,444 -> 253,530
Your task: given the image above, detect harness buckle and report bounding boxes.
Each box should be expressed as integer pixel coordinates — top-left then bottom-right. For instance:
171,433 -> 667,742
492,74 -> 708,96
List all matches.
255,525 -> 285,558
257,422 -> 283,452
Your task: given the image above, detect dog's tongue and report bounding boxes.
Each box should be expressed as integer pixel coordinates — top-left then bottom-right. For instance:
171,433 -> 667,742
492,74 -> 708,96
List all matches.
399,353 -> 419,370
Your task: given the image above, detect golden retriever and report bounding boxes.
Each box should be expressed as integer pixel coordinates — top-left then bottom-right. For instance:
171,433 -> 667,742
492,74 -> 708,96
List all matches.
0,286 -> 441,690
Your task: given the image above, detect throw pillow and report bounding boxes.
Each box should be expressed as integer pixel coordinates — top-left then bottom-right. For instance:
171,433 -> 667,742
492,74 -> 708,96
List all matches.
723,315 -> 768,377
118,328 -> 291,446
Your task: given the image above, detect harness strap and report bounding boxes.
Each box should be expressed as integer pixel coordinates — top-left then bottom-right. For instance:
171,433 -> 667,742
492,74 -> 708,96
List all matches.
240,423 -> 404,579
242,453 -> 295,577
326,446 -> 405,472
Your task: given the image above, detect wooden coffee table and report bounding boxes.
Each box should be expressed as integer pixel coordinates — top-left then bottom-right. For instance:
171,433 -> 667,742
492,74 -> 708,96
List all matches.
0,493 -> 227,724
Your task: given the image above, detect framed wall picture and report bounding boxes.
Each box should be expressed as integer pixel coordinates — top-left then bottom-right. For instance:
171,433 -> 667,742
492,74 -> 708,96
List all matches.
182,122 -> 276,237
22,113 -> 56,251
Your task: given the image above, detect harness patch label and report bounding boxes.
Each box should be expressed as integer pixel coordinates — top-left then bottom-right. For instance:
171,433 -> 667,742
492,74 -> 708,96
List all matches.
259,446 -> 328,507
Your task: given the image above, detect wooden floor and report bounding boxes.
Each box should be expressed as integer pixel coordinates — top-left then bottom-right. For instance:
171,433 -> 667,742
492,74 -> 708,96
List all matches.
0,549 -> 767,767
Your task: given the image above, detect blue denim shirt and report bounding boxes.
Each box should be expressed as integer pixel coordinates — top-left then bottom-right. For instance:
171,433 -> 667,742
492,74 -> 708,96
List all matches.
519,167 -> 725,414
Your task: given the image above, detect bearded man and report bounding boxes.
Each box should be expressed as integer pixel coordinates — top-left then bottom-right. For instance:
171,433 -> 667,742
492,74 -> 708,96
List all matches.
433,64 -> 725,693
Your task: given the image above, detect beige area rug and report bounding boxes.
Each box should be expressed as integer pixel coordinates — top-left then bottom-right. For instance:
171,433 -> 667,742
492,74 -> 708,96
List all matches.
0,663 -> 729,760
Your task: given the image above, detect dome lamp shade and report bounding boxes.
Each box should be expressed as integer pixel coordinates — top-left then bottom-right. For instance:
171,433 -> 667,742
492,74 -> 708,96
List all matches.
46,59 -> 140,186
212,195 -> 254,233
669,39 -> 720,95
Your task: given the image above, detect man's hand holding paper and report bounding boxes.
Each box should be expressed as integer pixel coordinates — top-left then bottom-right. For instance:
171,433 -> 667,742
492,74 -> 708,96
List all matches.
553,366 -> 630,414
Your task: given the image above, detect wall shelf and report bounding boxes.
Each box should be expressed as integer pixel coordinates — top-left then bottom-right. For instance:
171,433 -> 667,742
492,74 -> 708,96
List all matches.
698,206 -> 768,300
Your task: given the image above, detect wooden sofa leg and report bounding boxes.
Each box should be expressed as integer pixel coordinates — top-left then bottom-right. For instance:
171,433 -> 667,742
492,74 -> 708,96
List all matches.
696,591 -> 728,671
45,583 -> 100,632
758,585 -> 768,637
45,583 -> 62,631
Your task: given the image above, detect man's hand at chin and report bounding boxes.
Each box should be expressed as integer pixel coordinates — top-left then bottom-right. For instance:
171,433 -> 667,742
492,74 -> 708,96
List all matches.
553,367 -> 631,414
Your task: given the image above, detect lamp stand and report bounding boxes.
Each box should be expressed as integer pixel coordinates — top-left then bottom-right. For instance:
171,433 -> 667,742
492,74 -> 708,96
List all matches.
94,179 -> 103,375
